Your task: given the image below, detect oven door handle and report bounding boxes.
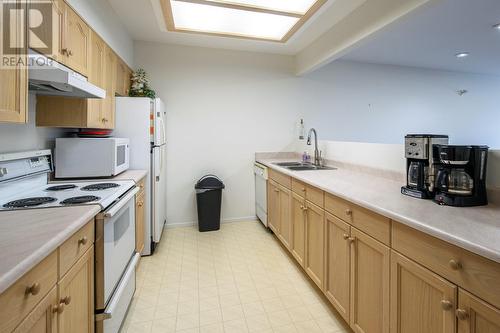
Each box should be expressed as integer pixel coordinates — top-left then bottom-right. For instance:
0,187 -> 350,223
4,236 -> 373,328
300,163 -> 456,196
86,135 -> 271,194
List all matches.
104,187 -> 139,218
95,252 -> 140,321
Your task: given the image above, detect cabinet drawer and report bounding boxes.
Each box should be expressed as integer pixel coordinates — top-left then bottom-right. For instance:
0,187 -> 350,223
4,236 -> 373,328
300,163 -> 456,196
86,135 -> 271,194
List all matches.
0,251 -> 58,333
393,222 -> 500,309
325,193 -> 353,223
59,219 -> 94,278
325,193 -> 391,245
291,178 -> 324,208
269,169 -> 291,189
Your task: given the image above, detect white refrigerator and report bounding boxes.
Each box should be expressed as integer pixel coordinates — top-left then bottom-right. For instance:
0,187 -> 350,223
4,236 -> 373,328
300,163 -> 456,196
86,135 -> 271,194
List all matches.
114,97 -> 167,255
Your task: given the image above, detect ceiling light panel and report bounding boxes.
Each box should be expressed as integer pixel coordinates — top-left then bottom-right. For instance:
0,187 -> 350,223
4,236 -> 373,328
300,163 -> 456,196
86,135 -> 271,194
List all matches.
205,0 -> 319,15
171,1 -> 300,40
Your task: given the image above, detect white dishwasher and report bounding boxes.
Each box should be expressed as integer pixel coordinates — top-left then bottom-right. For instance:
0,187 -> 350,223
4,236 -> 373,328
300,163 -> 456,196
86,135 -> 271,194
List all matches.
254,162 -> 268,227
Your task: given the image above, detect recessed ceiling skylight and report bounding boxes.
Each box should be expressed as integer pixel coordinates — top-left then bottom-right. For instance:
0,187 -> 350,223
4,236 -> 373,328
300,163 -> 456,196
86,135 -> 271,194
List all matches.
161,0 -> 326,42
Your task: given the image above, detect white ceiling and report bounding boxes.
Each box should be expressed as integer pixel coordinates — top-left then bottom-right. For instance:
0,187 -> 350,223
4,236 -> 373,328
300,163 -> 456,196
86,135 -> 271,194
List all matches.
107,0 -> 365,55
342,0 -> 500,75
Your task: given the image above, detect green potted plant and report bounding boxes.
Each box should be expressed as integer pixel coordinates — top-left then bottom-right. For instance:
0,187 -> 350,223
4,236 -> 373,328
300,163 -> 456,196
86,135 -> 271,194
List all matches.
129,68 -> 156,98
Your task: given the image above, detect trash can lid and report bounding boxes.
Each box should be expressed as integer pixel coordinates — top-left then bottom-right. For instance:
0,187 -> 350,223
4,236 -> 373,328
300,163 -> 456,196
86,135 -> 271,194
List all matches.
195,175 -> 225,190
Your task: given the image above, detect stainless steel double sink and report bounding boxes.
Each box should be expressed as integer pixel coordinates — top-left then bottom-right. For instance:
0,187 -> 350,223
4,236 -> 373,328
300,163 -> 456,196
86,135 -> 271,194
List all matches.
273,162 -> 336,171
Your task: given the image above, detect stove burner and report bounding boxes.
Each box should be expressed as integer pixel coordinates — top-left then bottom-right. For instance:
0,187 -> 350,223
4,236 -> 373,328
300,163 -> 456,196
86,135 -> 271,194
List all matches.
3,197 -> 57,208
61,196 -> 100,205
81,183 -> 120,191
46,184 -> 78,191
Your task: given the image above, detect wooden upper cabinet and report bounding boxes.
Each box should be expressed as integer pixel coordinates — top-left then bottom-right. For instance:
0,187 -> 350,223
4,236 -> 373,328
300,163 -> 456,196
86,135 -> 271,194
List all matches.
62,3 -> 90,76
457,289 -> 500,333
304,201 -> 325,290
28,0 -> 63,62
390,251 -> 456,333
350,227 -> 390,333
57,247 -> 94,333
115,58 -> 131,96
86,31 -> 106,128
0,0 -> 28,124
325,213 -> 351,323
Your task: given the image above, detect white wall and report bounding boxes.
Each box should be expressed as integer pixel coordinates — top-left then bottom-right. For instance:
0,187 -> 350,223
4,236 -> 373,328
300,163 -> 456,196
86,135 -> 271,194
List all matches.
300,61 -> 500,147
134,43 -> 500,224
134,41 -> 302,226
0,95 -> 65,153
66,0 -> 134,66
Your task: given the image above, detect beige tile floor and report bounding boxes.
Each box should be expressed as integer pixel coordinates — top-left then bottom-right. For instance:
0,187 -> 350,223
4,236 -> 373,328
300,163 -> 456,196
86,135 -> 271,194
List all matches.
121,221 -> 351,333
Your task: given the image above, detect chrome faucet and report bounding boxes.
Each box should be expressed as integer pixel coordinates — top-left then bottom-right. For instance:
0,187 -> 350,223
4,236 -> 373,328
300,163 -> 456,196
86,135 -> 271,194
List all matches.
307,128 -> 321,166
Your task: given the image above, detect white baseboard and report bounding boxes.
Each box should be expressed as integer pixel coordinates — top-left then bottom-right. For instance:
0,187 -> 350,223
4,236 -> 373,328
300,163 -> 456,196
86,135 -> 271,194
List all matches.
165,216 -> 259,229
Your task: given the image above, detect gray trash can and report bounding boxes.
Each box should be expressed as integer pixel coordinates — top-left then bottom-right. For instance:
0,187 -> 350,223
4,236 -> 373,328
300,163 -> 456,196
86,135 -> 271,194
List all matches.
195,175 -> 225,232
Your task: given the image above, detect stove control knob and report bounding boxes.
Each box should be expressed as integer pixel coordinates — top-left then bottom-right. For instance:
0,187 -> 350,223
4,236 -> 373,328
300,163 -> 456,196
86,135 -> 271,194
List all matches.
0,167 -> 7,177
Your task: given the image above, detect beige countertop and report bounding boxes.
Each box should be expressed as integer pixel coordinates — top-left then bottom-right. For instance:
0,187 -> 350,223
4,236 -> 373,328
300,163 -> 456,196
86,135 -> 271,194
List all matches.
258,158 -> 500,264
0,205 -> 101,293
110,169 -> 148,184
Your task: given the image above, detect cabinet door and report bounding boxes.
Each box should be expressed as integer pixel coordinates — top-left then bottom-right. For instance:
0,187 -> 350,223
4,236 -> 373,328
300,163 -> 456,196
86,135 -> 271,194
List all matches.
267,180 -> 280,234
63,4 -> 90,76
390,251 -> 456,333
350,228 -> 390,333
136,190 -> 145,254
325,213 -> 351,322
305,202 -> 325,289
277,185 -> 292,249
12,287 -> 58,333
87,30 -> 106,128
291,192 -> 306,267
457,289 -> 500,333
101,46 -> 116,129
0,0 -> 27,124
115,58 -> 127,96
28,0 -> 61,61
57,246 -> 94,333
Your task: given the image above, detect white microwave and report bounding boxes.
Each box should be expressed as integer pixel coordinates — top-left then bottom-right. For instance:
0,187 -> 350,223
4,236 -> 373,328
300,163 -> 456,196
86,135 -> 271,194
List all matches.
55,137 -> 130,178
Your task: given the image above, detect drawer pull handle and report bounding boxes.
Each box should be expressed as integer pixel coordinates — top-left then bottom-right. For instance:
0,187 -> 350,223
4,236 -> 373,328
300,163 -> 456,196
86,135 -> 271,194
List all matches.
449,259 -> 462,270
441,300 -> 453,311
138,202 -> 144,207
456,309 -> 468,320
343,234 -> 349,240
78,236 -> 88,245
53,303 -> 65,314
25,283 -> 41,296
348,237 -> 355,243
61,296 -> 72,305
345,209 -> 352,216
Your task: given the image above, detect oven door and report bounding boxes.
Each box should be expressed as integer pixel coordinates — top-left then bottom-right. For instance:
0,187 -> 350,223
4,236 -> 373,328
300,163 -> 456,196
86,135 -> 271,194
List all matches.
103,187 -> 137,303
114,139 -> 130,175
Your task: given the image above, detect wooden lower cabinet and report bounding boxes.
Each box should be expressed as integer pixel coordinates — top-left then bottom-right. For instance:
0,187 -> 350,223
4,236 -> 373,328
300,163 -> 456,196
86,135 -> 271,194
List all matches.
325,213 -> 351,322
291,192 -> 306,267
457,289 -> 500,333
136,190 -> 145,254
57,246 -> 94,333
12,287 -> 58,333
304,201 -> 325,289
350,227 -> 390,333
277,185 -> 292,249
267,180 -> 281,234
390,251 -> 456,333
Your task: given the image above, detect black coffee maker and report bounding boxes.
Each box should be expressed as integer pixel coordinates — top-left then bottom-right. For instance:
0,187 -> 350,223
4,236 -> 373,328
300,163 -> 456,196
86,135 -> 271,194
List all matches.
434,145 -> 489,207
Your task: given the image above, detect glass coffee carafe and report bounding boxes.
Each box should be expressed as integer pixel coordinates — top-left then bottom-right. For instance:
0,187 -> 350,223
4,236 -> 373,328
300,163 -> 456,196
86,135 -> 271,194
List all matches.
448,168 -> 474,195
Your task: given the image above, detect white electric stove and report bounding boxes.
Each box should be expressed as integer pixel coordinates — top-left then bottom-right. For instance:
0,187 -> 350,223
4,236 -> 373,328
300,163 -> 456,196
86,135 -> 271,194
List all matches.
0,150 -> 135,211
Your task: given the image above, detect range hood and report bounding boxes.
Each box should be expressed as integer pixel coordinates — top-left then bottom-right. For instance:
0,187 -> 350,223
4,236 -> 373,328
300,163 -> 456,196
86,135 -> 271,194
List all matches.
28,50 -> 106,99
